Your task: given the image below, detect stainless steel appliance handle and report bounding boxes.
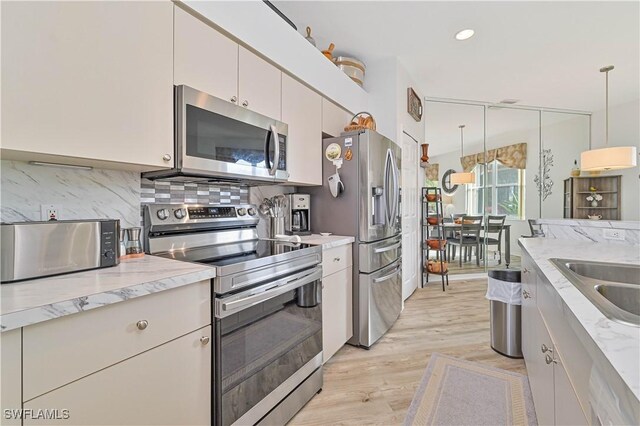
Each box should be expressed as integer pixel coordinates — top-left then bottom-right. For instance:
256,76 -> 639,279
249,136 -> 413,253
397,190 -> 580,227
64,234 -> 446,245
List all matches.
390,151 -> 400,228
269,125 -> 280,176
384,150 -> 392,225
373,266 -> 402,284
374,242 -> 401,254
218,266 -> 322,317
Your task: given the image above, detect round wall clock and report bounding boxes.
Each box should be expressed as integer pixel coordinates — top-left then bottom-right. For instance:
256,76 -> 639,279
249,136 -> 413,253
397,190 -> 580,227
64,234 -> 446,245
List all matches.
441,169 -> 459,195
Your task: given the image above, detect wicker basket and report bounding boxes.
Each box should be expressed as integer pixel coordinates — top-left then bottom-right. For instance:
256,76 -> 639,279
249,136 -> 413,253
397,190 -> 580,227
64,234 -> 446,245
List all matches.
344,111 -> 376,132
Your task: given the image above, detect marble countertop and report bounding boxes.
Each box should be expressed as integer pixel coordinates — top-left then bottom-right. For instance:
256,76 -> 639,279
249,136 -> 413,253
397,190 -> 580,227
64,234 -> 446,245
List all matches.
536,218 -> 640,230
299,234 -> 355,249
518,238 -> 640,401
0,256 -> 216,332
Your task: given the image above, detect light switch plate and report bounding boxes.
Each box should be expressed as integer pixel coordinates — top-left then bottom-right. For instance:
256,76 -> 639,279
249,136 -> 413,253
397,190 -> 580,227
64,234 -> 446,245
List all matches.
603,228 -> 625,241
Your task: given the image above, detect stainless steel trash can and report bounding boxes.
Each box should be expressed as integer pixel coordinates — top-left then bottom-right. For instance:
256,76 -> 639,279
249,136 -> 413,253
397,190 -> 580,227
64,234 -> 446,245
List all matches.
488,269 -> 523,358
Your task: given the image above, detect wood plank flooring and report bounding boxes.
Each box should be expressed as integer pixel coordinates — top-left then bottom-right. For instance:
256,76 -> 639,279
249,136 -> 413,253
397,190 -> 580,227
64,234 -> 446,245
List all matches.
289,278 -> 526,425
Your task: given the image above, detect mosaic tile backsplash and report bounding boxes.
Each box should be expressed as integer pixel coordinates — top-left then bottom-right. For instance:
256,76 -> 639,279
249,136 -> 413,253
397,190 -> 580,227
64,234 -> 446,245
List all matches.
140,179 -> 249,205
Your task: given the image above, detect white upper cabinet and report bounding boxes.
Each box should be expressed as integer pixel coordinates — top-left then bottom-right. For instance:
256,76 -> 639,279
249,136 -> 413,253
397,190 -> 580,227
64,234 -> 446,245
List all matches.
322,98 -> 353,138
174,6 -> 238,104
0,1 -> 174,170
238,46 -> 282,120
282,74 -> 322,186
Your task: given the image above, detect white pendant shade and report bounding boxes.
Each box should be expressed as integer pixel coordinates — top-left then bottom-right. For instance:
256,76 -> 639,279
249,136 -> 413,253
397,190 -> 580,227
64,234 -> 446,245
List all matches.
580,65 -> 638,172
450,172 -> 475,184
580,146 -> 637,171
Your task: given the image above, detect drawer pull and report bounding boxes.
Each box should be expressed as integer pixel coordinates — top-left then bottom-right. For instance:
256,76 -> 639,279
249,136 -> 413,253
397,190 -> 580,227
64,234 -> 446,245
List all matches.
136,320 -> 149,331
200,336 -> 210,346
230,96 -> 237,103
523,290 -> 531,299
545,354 -> 557,365
333,257 -> 341,262
242,100 -> 249,107
541,343 -> 550,353
523,268 -> 529,274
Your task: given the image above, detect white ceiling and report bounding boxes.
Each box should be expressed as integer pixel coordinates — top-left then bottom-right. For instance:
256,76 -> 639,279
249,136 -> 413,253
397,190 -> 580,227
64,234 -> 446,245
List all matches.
273,1 -> 640,112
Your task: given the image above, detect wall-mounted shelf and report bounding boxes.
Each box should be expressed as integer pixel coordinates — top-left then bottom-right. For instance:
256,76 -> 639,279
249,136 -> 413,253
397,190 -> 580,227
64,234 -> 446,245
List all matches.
563,176 -> 621,220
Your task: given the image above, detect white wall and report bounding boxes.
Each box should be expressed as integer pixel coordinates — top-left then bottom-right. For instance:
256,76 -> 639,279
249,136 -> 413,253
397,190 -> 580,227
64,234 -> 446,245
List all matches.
590,99 -> 640,220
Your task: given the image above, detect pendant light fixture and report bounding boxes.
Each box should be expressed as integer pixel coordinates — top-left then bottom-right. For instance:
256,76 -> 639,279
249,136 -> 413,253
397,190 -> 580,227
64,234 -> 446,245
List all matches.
580,65 -> 637,172
451,124 -> 475,184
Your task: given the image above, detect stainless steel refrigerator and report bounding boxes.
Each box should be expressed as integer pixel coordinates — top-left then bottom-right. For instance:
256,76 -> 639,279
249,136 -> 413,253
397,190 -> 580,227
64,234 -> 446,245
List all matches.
309,129 -> 402,348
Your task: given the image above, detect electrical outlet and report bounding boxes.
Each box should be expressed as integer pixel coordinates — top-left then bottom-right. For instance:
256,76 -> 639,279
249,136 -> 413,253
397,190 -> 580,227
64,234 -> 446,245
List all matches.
603,228 -> 625,241
40,204 -> 61,221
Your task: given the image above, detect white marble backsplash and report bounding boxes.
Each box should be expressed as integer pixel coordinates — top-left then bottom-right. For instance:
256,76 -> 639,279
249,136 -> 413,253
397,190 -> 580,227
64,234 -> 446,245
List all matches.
538,219 -> 640,246
1,160 -> 141,228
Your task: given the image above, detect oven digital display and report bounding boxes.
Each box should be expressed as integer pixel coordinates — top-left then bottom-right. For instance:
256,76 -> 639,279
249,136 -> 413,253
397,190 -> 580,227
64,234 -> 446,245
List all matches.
188,207 -> 237,219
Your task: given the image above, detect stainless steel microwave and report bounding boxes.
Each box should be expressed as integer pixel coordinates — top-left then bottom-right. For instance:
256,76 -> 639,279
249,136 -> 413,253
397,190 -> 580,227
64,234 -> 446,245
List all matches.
143,85 -> 288,185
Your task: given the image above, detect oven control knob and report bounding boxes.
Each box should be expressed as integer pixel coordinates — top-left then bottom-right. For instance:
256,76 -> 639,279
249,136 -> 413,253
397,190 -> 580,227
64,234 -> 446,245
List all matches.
237,208 -> 247,216
247,207 -> 256,216
157,209 -> 169,220
174,208 -> 186,219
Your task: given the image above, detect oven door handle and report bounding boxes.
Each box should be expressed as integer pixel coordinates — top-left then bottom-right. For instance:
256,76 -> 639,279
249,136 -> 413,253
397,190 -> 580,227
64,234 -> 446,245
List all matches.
217,266 -> 322,318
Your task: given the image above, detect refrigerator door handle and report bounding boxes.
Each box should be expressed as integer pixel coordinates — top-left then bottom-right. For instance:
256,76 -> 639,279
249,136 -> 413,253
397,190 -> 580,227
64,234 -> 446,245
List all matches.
390,150 -> 400,228
384,149 -> 393,226
373,266 -> 402,283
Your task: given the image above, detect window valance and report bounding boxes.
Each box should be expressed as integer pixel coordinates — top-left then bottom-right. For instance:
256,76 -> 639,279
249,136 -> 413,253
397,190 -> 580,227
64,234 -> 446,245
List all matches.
460,142 -> 527,172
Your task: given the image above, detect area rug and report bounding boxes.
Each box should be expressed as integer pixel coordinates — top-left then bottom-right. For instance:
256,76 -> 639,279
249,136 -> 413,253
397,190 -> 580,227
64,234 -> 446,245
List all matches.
404,353 -> 537,426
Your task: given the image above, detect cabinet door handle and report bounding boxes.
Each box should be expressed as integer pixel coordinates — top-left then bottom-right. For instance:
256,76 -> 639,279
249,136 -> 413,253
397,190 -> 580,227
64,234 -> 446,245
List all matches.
200,336 -> 210,346
242,100 -> 249,107
136,320 -> 149,331
523,290 -> 531,299
230,96 -> 237,103
523,268 -> 529,274
162,154 -> 172,162
541,343 -> 550,353
333,257 -> 341,262
545,354 -> 557,365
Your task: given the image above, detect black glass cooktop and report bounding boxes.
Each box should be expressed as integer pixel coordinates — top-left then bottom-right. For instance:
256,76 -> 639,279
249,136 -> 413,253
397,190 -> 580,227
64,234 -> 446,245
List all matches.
158,239 -> 316,268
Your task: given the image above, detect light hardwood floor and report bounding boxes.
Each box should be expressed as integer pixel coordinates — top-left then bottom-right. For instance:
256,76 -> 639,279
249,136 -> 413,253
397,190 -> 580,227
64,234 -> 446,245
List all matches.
290,278 -> 526,425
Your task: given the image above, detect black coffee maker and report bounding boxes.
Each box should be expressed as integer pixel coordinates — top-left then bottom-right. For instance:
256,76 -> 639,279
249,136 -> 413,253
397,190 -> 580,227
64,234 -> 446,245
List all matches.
285,193 -> 311,235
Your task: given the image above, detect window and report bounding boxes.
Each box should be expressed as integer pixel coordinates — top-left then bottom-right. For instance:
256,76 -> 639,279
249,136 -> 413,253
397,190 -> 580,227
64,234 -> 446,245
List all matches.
466,161 -> 525,219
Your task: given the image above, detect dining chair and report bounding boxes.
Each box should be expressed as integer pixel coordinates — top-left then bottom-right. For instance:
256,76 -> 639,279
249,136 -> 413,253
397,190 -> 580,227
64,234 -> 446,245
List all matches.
527,219 -> 545,237
446,215 -> 483,267
481,215 -> 506,264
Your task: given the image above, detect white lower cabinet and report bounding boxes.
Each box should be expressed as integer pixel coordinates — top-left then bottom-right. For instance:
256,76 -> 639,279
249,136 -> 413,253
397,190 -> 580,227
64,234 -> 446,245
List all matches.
0,329 -> 21,426
521,253 -> 589,426
24,326 -> 212,425
322,266 -> 353,362
321,244 -> 354,362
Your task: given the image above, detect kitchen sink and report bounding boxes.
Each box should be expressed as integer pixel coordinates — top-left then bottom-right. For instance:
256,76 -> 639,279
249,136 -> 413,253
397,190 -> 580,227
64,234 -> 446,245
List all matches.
551,259 -> 640,327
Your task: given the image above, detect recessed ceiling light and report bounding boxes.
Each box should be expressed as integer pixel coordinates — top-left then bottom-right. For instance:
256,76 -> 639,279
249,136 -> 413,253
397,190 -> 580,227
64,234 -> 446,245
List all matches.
455,29 -> 475,41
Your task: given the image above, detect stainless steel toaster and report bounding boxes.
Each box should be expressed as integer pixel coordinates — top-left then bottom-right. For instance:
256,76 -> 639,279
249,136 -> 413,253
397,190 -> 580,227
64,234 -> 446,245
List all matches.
1,219 -> 120,283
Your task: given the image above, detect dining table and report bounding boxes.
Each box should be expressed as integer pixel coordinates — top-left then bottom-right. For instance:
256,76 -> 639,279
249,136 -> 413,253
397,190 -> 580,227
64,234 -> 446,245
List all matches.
441,223 -> 512,267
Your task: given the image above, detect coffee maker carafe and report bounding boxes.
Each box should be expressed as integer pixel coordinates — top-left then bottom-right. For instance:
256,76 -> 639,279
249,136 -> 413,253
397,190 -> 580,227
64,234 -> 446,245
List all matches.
286,193 -> 311,235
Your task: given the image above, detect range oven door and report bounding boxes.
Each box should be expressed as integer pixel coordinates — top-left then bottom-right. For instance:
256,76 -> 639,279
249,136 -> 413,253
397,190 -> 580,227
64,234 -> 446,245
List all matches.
214,266 -> 323,426
176,85 -> 289,183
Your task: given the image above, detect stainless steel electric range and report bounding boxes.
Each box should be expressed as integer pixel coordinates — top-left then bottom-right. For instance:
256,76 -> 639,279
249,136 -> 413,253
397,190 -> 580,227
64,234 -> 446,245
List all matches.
144,204 -> 323,426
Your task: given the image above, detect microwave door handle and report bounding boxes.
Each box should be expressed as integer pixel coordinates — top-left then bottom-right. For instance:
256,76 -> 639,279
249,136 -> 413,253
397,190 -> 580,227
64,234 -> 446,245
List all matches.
264,128 -> 272,171
270,125 -> 280,176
